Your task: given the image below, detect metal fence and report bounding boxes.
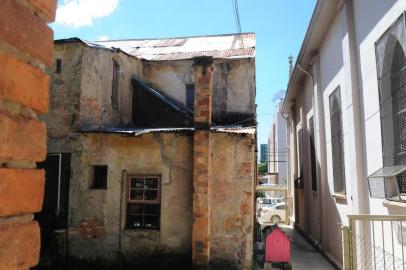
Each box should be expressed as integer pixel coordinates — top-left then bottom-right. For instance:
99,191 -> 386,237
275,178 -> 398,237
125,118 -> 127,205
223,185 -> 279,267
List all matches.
342,215 -> 406,270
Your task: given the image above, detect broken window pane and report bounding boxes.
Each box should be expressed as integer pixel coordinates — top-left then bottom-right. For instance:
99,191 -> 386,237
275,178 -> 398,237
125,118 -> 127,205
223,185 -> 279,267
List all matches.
130,189 -> 143,200
145,190 -> 158,200
145,178 -> 158,189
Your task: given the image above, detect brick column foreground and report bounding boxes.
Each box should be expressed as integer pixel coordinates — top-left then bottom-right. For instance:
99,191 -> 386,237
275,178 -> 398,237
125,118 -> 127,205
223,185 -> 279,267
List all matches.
0,0 -> 56,269
192,57 -> 213,268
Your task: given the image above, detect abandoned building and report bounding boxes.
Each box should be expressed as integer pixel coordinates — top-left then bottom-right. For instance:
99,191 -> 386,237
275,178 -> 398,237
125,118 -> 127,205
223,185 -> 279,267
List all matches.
38,33 -> 257,268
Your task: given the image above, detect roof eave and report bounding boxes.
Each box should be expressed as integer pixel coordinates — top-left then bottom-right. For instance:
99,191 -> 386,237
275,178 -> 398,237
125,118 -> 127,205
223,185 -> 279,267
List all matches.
282,0 -> 339,115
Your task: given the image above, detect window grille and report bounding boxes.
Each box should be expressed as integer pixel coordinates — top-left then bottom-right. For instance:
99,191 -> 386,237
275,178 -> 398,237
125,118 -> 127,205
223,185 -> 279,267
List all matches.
371,12 -> 406,200
329,87 -> 346,195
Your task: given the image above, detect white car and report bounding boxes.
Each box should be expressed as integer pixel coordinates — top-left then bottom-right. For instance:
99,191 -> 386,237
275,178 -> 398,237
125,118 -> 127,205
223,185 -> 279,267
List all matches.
257,202 -> 286,224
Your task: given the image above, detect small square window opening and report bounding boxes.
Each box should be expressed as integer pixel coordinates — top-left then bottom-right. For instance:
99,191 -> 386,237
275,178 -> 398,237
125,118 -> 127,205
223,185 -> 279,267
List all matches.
91,165 -> 107,189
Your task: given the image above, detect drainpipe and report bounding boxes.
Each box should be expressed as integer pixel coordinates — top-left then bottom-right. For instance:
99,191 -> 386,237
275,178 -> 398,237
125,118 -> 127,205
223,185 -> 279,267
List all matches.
118,169 -> 127,256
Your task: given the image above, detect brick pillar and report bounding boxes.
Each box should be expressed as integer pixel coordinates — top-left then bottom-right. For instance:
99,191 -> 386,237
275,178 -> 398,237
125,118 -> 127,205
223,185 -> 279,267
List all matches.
192,57 -> 213,268
0,0 -> 56,269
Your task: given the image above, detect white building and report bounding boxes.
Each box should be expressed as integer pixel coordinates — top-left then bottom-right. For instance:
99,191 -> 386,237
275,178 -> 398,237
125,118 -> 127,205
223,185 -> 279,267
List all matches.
268,101 -> 288,185
283,0 -> 406,267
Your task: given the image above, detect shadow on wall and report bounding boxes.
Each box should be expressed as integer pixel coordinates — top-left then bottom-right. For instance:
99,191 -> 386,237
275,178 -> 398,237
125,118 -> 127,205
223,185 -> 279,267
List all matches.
295,142 -> 343,263
353,0 -> 398,44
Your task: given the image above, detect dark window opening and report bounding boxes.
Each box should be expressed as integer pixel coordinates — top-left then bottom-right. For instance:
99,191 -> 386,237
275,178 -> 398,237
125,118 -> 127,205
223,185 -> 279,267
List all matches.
329,87 -> 346,195
55,59 -> 62,73
91,165 -> 107,189
112,60 -> 120,109
295,129 -> 304,189
186,84 -> 195,112
309,117 -> 317,191
126,176 -> 160,230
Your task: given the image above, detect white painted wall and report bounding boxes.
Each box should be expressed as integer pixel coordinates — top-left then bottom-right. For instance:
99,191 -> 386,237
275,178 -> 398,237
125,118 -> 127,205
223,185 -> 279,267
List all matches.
267,101 -> 288,185
285,0 -> 406,265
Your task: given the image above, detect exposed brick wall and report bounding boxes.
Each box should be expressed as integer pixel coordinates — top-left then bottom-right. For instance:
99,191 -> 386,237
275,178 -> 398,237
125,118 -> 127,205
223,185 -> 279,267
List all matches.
0,0 -> 56,269
79,217 -> 106,239
192,57 -> 213,268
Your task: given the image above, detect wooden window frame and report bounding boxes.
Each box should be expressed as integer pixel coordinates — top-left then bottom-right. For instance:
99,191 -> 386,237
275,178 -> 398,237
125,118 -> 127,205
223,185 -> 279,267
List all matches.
126,175 -> 161,230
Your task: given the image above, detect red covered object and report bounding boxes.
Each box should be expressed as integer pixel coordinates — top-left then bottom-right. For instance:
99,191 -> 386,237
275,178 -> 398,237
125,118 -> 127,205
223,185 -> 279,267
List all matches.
265,227 -> 290,263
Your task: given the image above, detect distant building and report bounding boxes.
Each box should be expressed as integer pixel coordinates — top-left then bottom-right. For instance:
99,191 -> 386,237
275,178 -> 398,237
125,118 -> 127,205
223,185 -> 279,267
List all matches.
260,144 -> 268,163
267,101 -> 288,185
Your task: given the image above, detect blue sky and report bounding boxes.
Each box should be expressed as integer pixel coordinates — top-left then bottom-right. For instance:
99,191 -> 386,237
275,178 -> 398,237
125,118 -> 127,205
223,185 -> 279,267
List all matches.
52,0 -> 316,147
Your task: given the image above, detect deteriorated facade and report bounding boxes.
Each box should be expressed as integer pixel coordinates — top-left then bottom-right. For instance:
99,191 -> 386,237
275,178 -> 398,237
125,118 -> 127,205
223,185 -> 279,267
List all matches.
40,33 -> 257,269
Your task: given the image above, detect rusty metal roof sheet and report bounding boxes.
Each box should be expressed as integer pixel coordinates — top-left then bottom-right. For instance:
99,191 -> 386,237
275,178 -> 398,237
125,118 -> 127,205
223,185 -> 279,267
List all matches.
94,33 -> 255,61
80,125 -> 256,136
211,126 -> 256,134
80,127 -> 194,136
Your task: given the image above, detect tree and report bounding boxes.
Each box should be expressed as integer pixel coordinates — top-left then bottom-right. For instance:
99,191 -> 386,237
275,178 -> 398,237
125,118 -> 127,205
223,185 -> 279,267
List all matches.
258,162 -> 267,174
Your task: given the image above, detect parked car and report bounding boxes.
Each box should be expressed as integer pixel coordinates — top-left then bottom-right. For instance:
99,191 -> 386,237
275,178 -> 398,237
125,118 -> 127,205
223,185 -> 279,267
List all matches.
258,202 -> 286,224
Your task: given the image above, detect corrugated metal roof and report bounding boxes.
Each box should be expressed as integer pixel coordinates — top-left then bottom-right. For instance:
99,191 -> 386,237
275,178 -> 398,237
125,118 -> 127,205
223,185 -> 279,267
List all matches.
80,127 -> 194,136
94,33 -> 255,61
211,126 -> 256,134
80,125 -> 256,136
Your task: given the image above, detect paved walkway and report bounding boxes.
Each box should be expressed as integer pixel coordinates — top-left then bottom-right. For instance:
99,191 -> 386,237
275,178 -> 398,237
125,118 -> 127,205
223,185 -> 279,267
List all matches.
259,224 -> 336,270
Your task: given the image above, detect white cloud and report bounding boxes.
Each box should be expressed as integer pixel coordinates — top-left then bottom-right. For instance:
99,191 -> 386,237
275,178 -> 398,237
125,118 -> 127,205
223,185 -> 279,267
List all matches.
56,0 -> 119,28
97,35 -> 109,41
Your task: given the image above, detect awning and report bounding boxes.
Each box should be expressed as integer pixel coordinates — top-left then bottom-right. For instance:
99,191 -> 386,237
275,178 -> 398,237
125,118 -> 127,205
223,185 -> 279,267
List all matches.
368,165 -> 406,178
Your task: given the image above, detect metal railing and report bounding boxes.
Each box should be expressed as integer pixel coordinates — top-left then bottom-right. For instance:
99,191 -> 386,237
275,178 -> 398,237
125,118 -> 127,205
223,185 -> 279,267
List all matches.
342,215 -> 406,270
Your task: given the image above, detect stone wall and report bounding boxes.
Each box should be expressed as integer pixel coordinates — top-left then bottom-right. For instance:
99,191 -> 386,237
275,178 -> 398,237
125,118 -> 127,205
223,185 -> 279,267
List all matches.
0,0 -> 56,268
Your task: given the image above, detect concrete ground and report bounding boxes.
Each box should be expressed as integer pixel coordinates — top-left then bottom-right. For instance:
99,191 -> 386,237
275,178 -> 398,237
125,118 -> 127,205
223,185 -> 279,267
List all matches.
258,224 -> 335,270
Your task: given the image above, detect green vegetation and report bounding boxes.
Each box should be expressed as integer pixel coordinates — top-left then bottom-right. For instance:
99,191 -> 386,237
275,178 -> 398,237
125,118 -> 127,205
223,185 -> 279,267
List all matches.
257,162 -> 267,174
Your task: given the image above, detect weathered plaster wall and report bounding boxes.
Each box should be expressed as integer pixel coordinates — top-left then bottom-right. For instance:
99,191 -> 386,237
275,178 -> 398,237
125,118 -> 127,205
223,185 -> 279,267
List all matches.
209,133 -> 255,269
42,43 -> 84,140
43,43 -> 144,139
66,132 -> 193,259
80,47 -> 143,128
143,58 -> 256,125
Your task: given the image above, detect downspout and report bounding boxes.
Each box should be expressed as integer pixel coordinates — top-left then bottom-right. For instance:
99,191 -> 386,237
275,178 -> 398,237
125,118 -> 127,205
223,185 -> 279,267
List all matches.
281,112 -> 292,223
118,169 -> 127,255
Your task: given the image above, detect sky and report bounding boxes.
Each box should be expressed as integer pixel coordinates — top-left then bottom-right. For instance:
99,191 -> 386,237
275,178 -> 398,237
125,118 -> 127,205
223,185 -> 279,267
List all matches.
51,0 -> 316,148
